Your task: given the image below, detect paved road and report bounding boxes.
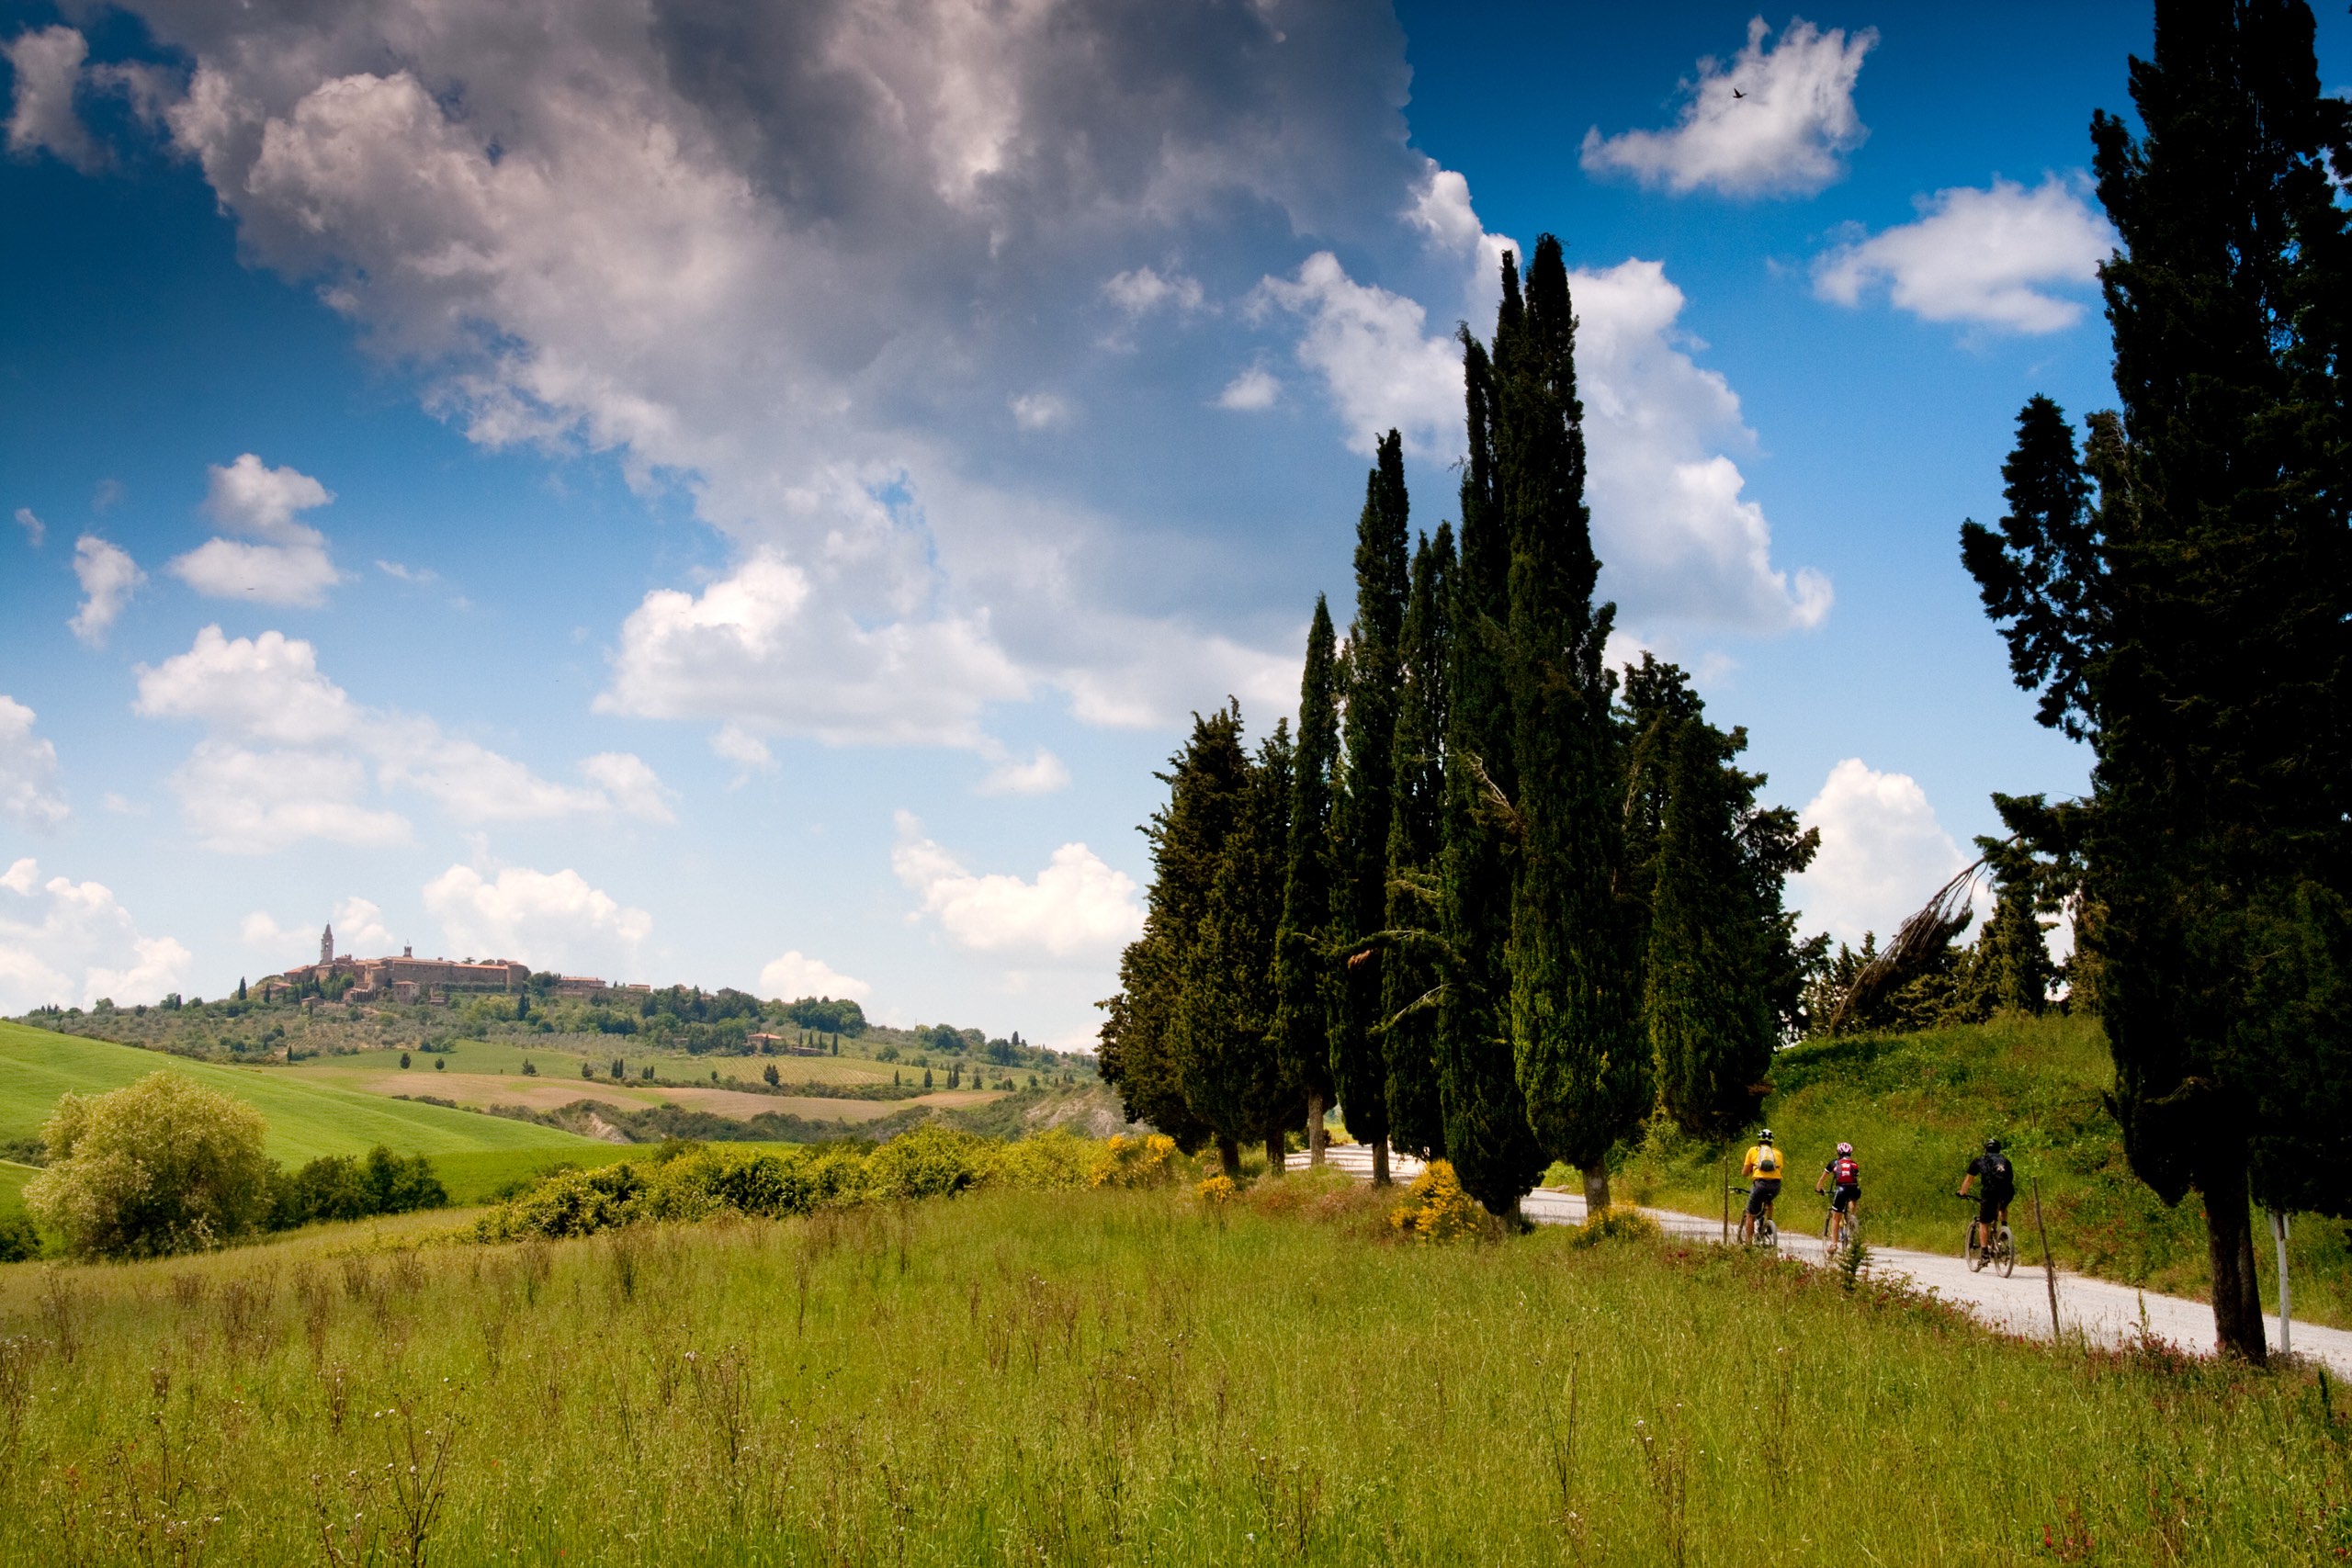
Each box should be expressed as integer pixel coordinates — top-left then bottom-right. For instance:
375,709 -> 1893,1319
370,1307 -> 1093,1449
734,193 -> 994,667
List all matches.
1291,1144 -> 2352,1377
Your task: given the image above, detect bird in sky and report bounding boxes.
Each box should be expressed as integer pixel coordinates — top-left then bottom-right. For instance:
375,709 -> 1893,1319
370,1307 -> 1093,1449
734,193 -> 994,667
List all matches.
1732,87 -> 1747,99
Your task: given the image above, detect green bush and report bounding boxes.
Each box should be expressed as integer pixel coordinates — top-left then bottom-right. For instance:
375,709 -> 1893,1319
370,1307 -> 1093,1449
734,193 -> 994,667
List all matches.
0,1211 -> 40,1262
271,1146 -> 448,1229
25,1071 -> 276,1258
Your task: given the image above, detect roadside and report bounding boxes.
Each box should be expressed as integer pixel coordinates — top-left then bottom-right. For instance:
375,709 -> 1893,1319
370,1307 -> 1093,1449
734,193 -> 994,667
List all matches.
1296,1144 -> 2352,1378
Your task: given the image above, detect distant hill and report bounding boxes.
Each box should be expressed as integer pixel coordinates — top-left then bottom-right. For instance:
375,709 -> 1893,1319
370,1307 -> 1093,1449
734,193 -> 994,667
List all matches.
0,1021 -> 590,1165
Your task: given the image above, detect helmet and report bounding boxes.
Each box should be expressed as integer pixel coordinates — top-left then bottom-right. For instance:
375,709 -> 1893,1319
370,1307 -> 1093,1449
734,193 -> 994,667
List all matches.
1758,1128 -> 1774,1144
1836,1142 -> 1853,1156
1984,1137 -> 2003,1153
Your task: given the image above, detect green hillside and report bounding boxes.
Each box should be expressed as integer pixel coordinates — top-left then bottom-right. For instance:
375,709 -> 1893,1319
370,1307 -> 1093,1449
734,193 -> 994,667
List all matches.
1614,1011 -> 2352,1327
0,1021 -> 591,1165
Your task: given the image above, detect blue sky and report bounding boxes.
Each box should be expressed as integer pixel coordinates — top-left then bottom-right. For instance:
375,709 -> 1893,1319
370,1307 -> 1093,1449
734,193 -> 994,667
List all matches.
4,2 -> 2346,1044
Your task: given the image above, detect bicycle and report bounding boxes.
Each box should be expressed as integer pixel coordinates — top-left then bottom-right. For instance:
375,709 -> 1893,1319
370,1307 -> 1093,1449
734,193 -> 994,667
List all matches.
1958,1195 -> 2016,1277
1822,1201 -> 1860,1262
1730,1185 -> 1777,1251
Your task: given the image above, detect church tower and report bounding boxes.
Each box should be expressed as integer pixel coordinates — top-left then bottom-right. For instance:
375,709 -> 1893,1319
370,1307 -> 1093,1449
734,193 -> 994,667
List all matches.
321,924 -> 335,967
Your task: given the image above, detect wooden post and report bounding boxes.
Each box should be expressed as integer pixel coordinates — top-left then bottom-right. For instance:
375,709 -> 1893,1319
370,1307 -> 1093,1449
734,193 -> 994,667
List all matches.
2273,1211 -> 2292,1358
1721,1161 -> 1729,1246
2031,1178 -> 2062,1342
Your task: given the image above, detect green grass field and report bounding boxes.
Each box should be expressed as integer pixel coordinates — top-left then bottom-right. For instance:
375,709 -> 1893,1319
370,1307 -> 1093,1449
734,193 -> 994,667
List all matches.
1611,1011 -> 2352,1328
0,1181 -> 2343,1565
0,1021 -> 593,1163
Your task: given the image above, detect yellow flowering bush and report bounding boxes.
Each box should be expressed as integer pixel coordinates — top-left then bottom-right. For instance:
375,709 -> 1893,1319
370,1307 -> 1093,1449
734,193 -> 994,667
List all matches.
1091,1133 -> 1182,1189
1388,1159 -> 1482,1243
1569,1202 -> 1662,1249
1194,1173 -> 1238,1205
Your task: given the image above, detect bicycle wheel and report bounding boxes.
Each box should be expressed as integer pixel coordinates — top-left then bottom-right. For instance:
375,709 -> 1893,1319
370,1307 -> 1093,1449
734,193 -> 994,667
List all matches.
1996,1227 -> 2017,1279
1822,1211 -> 1838,1262
1758,1216 -> 1777,1251
1965,1221 -> 1984,1272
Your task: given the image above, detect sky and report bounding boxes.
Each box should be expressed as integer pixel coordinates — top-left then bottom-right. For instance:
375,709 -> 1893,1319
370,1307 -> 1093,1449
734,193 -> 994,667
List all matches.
4,2 -> 2346,1046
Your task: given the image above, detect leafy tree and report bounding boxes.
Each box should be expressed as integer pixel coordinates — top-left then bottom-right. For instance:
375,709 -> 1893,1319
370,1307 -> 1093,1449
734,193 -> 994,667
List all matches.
1958,2 -> 2352,1361
1385,525 -> 1454,1162
1498,235 -> 1646,1212
1100,706 -> 1250,1158
1332,432 -> 1412,1183
1178,721 -> 1297,1176
1437,287 -> 1547,1217
764,1061 -> 781,1087
25,1072 -> 275,1258
1272,599 -> 1341,1167
400,1050 -> 412,1069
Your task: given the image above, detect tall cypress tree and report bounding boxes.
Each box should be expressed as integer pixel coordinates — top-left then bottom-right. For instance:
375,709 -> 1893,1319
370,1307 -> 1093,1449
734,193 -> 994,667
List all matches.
1272,599 -> 1342,1166
1959,0 -> 2352,1362
1177,720 -> 1297,1178
1498,235 -> 1647,1213
1646,717 -> 1776,1141
1436,275 -> 1547,1217
1331,433 -> 1412,1183
1100,705 -> 1250,1160
1384,525 -> 1453,1162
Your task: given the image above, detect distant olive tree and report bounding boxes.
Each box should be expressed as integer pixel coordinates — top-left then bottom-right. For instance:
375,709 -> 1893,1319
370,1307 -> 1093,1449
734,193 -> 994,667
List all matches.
25,1072 -> 274,1258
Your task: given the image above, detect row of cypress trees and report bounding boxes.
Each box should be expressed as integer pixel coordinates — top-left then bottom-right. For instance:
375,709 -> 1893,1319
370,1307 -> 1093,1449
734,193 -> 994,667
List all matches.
1101,237 -> 1821,1213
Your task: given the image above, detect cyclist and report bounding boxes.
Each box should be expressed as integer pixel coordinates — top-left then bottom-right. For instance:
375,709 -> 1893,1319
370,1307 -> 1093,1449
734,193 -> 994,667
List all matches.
1957,1137 -> 2016,1256
1738,1128 -> 1784,1244
1816,1141 -> 1861,1247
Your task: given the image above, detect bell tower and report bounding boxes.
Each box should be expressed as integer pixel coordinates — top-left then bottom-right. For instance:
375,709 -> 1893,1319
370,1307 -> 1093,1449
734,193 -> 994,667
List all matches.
320,923 -> 335,968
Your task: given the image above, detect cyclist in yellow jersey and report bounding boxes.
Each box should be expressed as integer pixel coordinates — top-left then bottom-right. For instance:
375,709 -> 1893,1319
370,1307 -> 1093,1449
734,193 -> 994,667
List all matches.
1738,1128 -> 1784,1243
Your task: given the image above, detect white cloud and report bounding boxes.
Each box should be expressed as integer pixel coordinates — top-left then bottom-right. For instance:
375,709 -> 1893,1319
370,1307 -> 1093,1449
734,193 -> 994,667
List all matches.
0,696 -> 69,831
69,535 -> 142,647
759,949 -> 871,1001
170,454 -> 341,605
0,858 -> 194,1011
596,553 -> 1027,750
375,559 -> 436,582
978,749 -> 1071,796
1011,393 -> 1071,432
892,810 -> 1141,961
242,894 -> 393,959
14,506 -> 43,547
422,863 -> 651,973
1216,365 -> 1281,411
100,792 -> 146,816
710,724 -> 775,781
1255,251 -> 1468,458
1789,758 -> 1980,948
135,625 -> 674,849
4,25 -> 103,172
1813,175 -> 2117,334
1102,266 -> 1204,316
1580,17 -> 1877,197
1570,259 -> 1832,632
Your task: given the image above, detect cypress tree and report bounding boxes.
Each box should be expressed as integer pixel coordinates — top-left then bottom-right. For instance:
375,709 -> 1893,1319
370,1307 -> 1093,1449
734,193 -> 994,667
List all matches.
1176,720 -> 1297,1177
1646,717 -> 1775,1141
1272,599 -> 1342,1167
1959,0 -> 2352,1361
1100,705 -> 1250,1160
1331,432 -> 1412,1183
1498,235 -> 1647,1213
1436,273 -> 1547,1217
1384,524 -> 1454,1162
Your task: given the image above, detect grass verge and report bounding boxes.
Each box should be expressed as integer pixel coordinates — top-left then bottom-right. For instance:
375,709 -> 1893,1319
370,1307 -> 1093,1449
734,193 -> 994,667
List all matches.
1,1180 -> 2346,1564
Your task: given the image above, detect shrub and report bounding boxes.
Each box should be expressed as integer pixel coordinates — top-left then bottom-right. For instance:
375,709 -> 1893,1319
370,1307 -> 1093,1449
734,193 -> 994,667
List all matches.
1389,1160 -> 1482,1244
988,1130 -> 1096,1191
1090,1134 -> 1182,1190
25,1072 -> 275,1258
864,1126 -> 989,1201
1195,1174 -> 1238,1205
0,1211 -> 40,1262
1569,1203 -> 1662,1250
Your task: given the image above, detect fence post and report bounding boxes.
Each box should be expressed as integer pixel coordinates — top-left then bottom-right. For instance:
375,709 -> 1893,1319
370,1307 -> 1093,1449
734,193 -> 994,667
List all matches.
1721,1160 -> 1728,1246
2273,1211 -> 2292,1358
2031,1178 -> 2061,1343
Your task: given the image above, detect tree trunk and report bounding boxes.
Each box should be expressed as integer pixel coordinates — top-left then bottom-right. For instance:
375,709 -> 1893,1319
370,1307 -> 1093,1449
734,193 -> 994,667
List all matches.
1307,1089 -> 1328,1168
2201,1156 -> 2267,1365
1266,1132 -> 1286,1177
1218,1136 -> 1241,1180
1581,1164 -> 1611,1219
1371,1139 -> 1390,1187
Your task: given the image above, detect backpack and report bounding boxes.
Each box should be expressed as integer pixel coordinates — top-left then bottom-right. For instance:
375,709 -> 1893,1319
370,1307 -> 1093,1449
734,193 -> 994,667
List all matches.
1755,1145 -> 1780,1177
1832,1156 -> 1859,1187
1982,1154 -> 2014,1192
